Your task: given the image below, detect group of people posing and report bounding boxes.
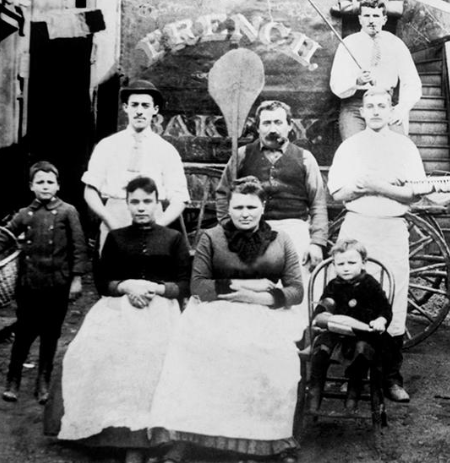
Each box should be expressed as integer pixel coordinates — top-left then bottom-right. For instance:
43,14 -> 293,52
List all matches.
0,1 -> 428,463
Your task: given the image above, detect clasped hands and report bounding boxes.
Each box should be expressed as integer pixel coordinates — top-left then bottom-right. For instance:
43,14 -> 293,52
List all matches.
119,279 -> 164,309
218,279 -> 275,304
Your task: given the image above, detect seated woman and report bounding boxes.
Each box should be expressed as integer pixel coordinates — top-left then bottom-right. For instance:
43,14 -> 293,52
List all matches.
148,176 -> 304,463
51,176 -> 190,463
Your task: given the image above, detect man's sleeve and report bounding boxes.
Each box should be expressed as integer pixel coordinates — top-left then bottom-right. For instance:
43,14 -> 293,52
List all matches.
66,205 -> 88,276
303,150 -> 328,247
404,140 -> 426,182
162,145 -> 190,203
215,146 -> 245,222
396,39 -> 422,112
330,39 -> 361,99
81,139 -> 108,193
327,142 -> 352,196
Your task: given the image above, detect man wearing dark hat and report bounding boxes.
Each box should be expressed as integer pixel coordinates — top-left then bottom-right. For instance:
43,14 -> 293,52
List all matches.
82,80 -> 189,248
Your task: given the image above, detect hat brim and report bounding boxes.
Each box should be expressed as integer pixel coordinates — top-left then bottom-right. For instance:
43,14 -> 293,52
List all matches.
120,88 -> 164,109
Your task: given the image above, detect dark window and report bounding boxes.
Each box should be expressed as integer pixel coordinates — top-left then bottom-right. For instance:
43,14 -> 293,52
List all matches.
76,0 -> 87,8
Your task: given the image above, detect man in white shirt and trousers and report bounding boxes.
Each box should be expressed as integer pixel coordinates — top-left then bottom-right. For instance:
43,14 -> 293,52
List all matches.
330,0 -> 422,140
82,80 -> 190,250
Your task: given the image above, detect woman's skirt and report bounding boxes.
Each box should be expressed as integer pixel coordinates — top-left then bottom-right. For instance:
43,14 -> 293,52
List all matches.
55,294 -> 180,444
148,297 -> 301,456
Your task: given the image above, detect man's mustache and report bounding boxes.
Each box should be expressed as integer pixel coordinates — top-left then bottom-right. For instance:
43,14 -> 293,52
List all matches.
266,133 -> 287,144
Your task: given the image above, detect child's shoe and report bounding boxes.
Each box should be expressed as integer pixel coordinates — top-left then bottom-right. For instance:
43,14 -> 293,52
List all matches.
308,385 -> 323,412
2,382 -> 19,402
345,379 -> 361,413
279,449 -> 298,463
35,375 -> 50,405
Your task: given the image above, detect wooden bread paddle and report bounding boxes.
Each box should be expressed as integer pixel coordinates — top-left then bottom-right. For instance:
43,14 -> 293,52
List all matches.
208,48 -> 265,174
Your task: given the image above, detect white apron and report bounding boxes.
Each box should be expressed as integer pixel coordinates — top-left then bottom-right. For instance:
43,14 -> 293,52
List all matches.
267,218 -> 311,339
148,297 -> 300,440
59,295 -> 180,440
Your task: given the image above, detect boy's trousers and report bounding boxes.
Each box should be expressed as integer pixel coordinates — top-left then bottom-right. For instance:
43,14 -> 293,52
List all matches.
7,286 -> 70,385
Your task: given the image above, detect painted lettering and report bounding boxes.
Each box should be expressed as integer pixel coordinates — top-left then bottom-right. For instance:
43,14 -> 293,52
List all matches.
283,32 -> 321,71
163,115 -> 194,137
259,21 -> 290,47
291,118 -> 319,140
135,12 -> 321,71
163,19 -> 198,50
136,30 -> 164,66
229,13 -> 263,43
152,114 -> 165,136
151,114 -> 319,143
193,115 -> 223,137
196,14 -> 228,42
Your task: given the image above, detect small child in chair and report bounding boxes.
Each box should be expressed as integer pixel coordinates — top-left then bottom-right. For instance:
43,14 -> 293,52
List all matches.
309,238 -> 392,412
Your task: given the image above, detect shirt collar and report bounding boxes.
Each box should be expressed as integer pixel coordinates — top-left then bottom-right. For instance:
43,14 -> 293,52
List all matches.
364,126 -> 391,138
125,126 -> 154,139
361,30 -> 384,41
29,197 -> 62,211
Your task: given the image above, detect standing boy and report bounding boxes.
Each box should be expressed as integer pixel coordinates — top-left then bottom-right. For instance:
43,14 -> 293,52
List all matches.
1,161 -> 87,404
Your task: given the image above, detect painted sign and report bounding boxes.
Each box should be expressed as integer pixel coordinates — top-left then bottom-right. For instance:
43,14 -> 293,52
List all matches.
120,0 -> 342,166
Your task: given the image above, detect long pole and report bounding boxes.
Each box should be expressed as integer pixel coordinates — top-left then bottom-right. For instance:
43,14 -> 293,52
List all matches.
307,0 -> 364,70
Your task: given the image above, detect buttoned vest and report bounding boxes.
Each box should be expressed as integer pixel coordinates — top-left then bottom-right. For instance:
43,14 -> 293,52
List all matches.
239,141 -> 309,221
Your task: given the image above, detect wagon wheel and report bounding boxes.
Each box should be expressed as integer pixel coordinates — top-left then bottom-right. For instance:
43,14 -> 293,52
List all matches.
328,212 -> 450,349
180,164 -> 223,253
405,212 -> 450,348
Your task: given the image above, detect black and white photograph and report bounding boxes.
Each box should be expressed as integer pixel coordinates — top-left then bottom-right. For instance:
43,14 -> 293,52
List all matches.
1,1 -> 450,462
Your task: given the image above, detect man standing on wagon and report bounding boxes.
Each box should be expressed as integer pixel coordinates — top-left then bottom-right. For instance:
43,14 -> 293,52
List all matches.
330,0 -> 421,140
328,87 -> 427,402
82,80 -> 190,248
216,100 -> 328,332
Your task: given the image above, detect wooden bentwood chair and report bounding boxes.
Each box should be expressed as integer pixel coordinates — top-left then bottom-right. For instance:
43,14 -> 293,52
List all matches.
294,257 -> 395,437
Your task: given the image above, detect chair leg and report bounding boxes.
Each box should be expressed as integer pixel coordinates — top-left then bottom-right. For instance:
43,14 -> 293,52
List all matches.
293,377 -> 306,439
369,363 -> 387,433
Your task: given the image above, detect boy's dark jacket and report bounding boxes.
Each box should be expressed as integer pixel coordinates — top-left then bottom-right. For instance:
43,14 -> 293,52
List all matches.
0,198 -> 87,290
314,271 -> 393,327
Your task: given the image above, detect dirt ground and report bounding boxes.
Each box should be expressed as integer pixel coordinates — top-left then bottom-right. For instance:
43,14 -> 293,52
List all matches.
1,271 -> 450,463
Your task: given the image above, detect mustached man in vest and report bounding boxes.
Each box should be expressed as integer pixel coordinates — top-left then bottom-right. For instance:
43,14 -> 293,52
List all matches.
216,100 -> 328,334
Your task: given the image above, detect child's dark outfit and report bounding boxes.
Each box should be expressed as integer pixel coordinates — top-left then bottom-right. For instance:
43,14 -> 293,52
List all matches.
0,197 -> 87,400
310,270 -> 392,410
